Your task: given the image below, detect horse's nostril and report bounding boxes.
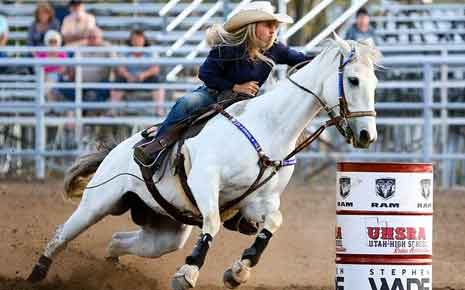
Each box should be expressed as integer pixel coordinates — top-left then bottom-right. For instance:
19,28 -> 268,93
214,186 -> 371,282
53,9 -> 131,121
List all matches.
359,130 -> 370,144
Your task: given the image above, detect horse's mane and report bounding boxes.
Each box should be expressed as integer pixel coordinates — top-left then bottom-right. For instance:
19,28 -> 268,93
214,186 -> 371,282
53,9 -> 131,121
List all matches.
316,39 -> 383,69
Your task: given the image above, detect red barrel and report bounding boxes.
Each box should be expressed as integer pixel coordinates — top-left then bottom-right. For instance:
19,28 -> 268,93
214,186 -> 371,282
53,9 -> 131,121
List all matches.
335,162 -> 433,290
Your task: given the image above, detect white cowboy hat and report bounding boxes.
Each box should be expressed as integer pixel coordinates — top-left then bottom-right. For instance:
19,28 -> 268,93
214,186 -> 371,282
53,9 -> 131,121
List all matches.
224,1 -> 294,32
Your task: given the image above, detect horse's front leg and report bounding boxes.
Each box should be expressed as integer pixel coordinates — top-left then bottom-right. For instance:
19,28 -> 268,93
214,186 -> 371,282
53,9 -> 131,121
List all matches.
171,167 -> 221,290
224,209 -> 282,289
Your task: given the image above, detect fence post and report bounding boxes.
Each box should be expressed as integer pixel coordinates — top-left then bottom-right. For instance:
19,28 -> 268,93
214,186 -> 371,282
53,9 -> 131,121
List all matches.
277,0 -> 287,81
223,0 -> 230,21
162,14 -> 168,31
440,50 -> 451,188
422,64 -> 433,166
35,65 -> 46,179
75,52 -> 83,151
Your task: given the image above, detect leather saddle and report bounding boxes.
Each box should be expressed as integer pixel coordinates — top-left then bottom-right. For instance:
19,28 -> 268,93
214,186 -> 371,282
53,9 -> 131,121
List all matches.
133,91 -> 253,173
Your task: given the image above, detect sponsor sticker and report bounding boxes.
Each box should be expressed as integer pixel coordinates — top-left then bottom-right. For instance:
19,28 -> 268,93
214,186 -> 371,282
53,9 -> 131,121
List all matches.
340,177 -> 351,199
376,178 -> 396,200
336,264 -> 432,290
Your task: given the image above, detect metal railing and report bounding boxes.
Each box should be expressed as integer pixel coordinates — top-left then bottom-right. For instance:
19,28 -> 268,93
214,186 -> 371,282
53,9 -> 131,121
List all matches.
0,47 -> 464,188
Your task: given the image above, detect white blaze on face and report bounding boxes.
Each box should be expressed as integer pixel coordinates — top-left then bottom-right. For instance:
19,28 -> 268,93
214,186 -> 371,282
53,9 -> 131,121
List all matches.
343,44 -> 378,147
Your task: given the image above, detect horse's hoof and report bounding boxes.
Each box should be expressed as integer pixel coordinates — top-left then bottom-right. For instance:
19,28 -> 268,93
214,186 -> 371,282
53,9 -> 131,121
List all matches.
223,269 -> 241,289
231,260 -> 251,283
27,264 -> 48,283
171,264 -> 199,290
27,256 -> 52,283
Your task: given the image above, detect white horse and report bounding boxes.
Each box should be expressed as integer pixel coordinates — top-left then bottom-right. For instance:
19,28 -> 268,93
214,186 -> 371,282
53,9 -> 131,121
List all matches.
28,35 -> 381,290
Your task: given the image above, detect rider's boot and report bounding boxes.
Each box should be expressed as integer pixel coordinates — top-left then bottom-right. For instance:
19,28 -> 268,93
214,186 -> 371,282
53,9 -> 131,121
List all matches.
133,137 -> 167,176
134,123 -> 187,177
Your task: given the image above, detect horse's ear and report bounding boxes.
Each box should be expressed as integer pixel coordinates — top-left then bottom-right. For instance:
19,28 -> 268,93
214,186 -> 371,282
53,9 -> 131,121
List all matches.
332,32 -> 351,55
360,38 -> 375,48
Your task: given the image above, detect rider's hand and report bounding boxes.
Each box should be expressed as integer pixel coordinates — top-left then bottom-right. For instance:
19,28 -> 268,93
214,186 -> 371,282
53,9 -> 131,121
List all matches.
146,126 -> 158,138
233,81 -> 259,96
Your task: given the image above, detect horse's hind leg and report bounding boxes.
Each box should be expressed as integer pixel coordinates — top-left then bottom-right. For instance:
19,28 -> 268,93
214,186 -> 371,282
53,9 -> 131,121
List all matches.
106,214 -> 192,259
28,188 -> 118,283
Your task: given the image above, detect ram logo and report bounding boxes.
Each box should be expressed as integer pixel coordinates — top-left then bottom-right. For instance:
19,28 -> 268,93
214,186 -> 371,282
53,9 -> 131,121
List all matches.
339,177 -> 351,199
376,178 -> 396,200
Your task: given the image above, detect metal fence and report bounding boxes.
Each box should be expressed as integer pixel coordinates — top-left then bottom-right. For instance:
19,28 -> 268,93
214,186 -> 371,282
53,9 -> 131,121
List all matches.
0,45 -> 464,188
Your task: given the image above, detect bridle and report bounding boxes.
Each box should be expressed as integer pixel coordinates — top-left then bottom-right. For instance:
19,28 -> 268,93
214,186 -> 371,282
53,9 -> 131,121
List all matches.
287,46 -> 377,144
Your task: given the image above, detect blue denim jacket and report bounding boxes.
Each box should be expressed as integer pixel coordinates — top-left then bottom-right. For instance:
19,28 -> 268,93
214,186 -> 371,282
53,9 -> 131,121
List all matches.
198,42 -> 312,92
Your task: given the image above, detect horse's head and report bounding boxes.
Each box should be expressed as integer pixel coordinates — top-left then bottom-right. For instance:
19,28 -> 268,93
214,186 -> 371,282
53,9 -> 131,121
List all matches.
318,34 -> 382,149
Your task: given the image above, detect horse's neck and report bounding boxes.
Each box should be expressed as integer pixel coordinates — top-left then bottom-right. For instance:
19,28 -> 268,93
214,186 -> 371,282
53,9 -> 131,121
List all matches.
243,60 -> 329,155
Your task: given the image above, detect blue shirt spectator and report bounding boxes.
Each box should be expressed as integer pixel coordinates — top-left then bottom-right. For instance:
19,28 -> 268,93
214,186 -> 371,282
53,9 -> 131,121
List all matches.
28,2 -> 60,46
123,51 -> 157,76
52,2 -> 69,25
345,7 -> 377,43
0,15 -> 8,73
111,29 -> 165,116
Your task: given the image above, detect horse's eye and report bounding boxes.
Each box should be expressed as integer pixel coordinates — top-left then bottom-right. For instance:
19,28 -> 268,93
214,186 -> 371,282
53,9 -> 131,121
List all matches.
348,77 -> 359,87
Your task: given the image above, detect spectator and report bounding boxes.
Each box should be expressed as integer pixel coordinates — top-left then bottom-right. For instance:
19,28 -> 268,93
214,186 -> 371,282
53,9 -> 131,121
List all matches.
0,15 -> 8,73
61,0 -> 96,44
0,14 -> 8,49
27,2 -> 60,46
35,30 -> 67,101
345,7 -> 377,43
59,27 -> 114,112
110,29 -> 165,116
52,0 -> 69,25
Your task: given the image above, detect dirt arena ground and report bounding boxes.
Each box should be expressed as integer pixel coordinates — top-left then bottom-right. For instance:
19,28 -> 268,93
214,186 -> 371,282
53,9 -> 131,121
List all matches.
0,178 -> 463,290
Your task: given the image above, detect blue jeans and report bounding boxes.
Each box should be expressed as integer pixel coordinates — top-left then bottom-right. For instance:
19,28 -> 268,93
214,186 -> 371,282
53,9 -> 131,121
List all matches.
156,86 -> 217,136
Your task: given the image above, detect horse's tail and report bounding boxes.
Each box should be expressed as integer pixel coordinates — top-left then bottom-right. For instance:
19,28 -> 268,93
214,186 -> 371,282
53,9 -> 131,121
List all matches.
63,140 -> 118,200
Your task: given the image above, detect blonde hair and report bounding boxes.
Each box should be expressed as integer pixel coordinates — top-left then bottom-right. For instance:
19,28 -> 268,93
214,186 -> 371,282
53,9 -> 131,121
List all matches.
205,23 -> 276,67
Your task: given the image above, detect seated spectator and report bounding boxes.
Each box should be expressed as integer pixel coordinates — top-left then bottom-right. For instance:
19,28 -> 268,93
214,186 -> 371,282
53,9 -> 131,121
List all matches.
0,15 -> 7,47
27,2 -> 60,46
35,30 -> 67,102
345,7 -> 377,43
110,29 -> 165,116
61,0 -> 96,44
0,15 -> 8,73
52,0 -> 69,25
59,27 -> 114,114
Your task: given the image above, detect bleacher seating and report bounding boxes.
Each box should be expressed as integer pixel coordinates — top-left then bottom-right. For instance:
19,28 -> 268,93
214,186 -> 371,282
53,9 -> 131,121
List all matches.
0,2 -> 230,47
372,3 -> 465,45
3,2 -> 465,49
1,0 -> 464,93
0,73 -> 35,104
